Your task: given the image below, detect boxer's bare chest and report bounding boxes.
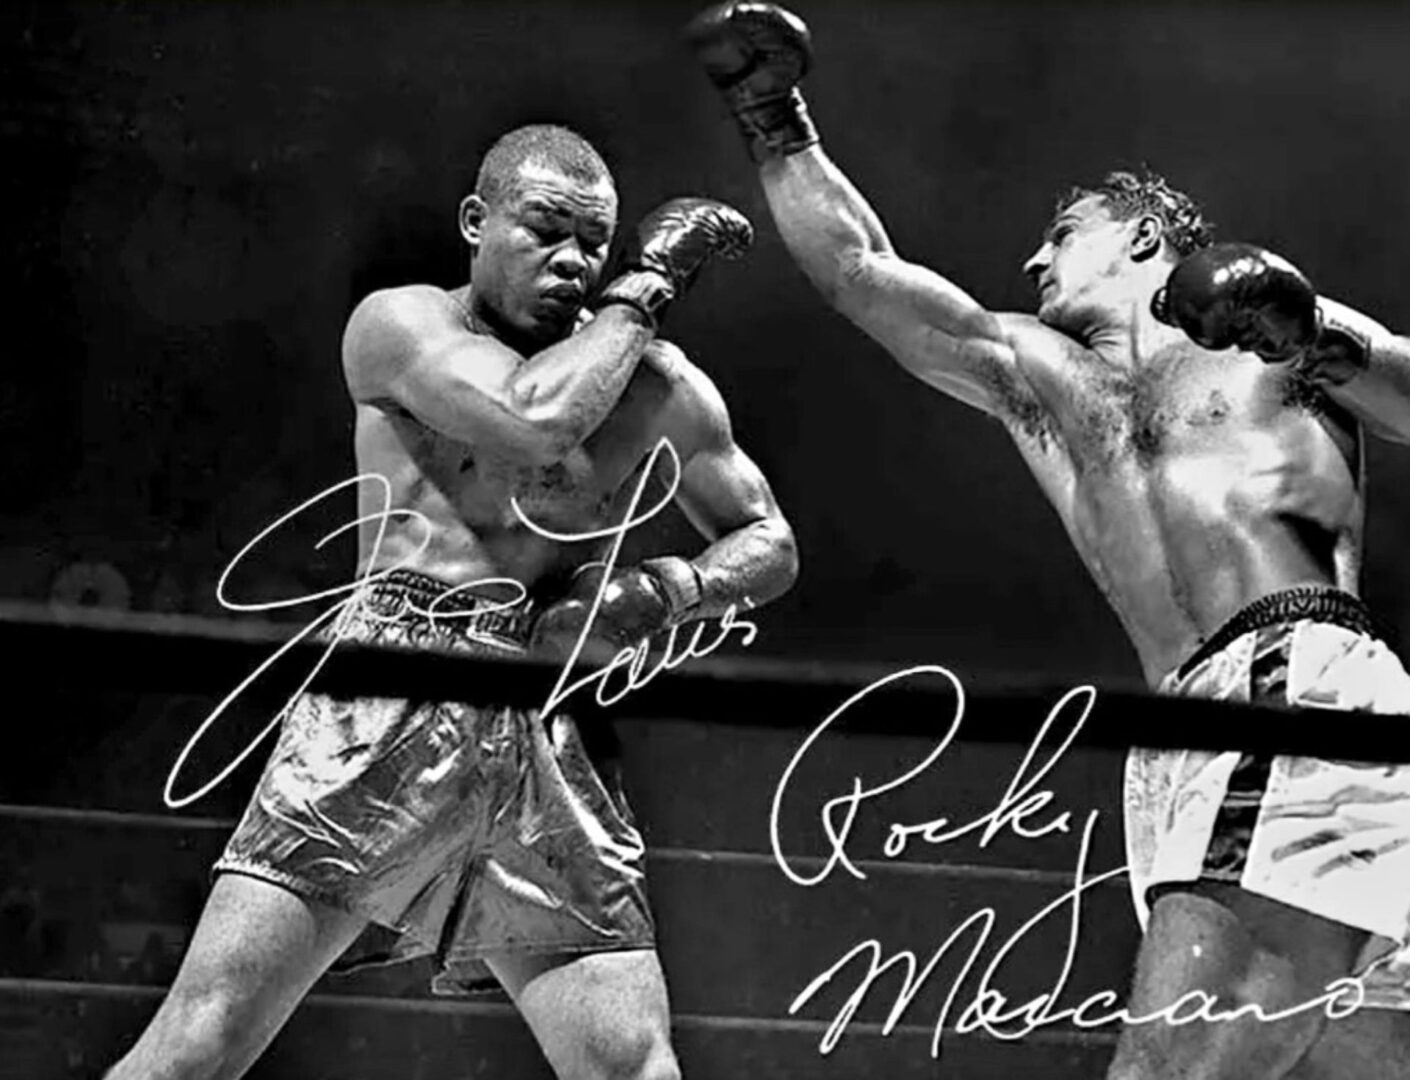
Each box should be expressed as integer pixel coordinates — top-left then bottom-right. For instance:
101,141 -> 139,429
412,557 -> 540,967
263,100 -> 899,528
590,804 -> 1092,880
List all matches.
436,363 -> 683,537
1045,342 -> 1338,475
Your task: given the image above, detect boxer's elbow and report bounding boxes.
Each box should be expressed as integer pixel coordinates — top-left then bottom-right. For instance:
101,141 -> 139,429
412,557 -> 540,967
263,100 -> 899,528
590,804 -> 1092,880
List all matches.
778,525 -> 801,597
761,515 -> 801,601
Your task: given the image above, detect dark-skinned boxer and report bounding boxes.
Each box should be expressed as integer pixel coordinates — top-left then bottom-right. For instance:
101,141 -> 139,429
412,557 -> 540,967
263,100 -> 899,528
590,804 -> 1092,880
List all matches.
107,123 -> 798,1080
688,5 -> 1410,1078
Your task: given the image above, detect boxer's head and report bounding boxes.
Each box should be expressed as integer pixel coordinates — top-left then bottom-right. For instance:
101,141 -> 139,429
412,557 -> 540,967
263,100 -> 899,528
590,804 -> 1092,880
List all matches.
460,125 -> 618,345
1024,169 -> 1212,332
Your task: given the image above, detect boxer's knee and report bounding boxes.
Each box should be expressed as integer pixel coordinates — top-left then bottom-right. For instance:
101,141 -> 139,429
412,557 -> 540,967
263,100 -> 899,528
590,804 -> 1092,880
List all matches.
1107,1012 -> 1323,1080
581,1015 -> 679,1080
504,948 -> 680,1080
107,979 -> 253,1080
1107,938 -> 1327,1080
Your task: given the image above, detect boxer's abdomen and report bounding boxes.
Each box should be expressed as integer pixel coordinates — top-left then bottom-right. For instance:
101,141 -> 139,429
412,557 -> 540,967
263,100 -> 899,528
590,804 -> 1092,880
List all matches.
1062,415 -> 1361,686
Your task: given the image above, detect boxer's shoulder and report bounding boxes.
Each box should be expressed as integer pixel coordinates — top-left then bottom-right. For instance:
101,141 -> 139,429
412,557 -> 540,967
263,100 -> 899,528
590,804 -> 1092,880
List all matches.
642,339 -> 734,448
347,285 -> 463,343
342,286 -> 473,398
996,312 -> 1089,362
995,311 -> 1103,391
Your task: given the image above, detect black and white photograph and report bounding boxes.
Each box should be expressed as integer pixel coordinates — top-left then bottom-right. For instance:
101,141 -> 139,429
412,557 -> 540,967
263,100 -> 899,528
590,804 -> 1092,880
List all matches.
3,2 -> 1410,1077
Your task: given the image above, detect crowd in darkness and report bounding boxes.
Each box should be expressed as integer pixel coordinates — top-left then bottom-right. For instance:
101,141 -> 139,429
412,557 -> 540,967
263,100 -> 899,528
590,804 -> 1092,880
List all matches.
0,865 -> 185,986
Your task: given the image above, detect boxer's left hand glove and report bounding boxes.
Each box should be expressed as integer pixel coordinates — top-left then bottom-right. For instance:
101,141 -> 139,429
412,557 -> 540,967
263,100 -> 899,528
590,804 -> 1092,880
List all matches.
686,2 -> 819,163
1151,242 -> 1320,363
594,197 -> 753,326
530,557 -> 704,662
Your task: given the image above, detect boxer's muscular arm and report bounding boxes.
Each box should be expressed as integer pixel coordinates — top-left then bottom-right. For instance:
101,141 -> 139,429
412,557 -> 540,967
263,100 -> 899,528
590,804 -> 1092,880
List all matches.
344,286 -> 653,465
1311,298 -> 1410,444
661,348 -> 798,621
685,3 -> 1032,418
761,147 -> 1032,420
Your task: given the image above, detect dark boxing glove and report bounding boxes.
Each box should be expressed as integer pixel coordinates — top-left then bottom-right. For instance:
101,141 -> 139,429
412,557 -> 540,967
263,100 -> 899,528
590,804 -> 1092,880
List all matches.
595,197 -> 753,326
1151,242 -> 1320,363
687,2 -> 819,163
530,557 -> 705,663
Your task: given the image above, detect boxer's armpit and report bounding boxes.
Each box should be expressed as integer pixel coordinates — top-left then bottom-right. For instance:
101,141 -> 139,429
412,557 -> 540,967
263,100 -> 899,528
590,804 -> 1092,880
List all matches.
970,352 -> 1055,446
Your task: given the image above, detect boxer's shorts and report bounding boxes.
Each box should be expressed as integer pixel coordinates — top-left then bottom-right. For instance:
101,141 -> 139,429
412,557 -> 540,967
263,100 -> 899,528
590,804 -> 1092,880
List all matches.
215,571 -> 654,994
1125,618 -> 1410,1008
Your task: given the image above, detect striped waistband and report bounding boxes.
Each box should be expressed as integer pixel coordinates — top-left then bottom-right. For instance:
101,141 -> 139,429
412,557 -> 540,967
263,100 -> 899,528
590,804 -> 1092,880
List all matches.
354,568 -> 535,646
1178,586 -> 1376,681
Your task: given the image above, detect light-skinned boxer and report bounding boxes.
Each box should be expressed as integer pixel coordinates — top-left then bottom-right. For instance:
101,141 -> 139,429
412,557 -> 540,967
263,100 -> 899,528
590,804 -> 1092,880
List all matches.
688,5 -> 1410,1078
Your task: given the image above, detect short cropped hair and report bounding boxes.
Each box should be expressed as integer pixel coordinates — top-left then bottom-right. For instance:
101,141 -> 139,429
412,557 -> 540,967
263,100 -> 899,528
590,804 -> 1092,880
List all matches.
1057,169 -> 1214,256
474,124 -> 613,207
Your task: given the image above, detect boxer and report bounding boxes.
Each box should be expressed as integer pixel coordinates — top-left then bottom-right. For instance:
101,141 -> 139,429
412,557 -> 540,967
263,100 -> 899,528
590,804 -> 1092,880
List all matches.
107,124 -> 798,1080
688,5 -> 1410,1077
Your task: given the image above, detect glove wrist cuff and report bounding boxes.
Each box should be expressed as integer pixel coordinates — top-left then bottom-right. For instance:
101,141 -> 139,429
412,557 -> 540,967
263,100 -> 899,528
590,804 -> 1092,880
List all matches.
731,89 -> 820,164
641,556 -> 705,625
1296,306 -> 1371,386
593,270 -> 676,327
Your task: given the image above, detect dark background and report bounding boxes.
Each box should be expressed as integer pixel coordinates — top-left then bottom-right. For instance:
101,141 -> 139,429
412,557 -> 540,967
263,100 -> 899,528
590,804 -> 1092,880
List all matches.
6,0 -> 1410,684
4,5 -> 1410,1076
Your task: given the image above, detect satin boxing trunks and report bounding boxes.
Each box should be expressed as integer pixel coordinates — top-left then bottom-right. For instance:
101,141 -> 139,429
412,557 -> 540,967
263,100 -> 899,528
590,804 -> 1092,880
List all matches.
215,569 -> 655,993
1124,586 -> 1410,1009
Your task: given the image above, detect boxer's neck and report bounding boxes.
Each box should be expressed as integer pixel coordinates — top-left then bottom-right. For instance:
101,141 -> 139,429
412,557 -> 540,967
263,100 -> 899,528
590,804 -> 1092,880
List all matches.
456,284 -> 558,357
1081,264 -> 1184,365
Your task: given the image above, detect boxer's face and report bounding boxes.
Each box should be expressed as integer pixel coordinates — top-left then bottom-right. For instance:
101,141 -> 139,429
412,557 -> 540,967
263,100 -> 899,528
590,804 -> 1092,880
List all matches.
1024,195 -> 1136,330
464,162 -> 617,344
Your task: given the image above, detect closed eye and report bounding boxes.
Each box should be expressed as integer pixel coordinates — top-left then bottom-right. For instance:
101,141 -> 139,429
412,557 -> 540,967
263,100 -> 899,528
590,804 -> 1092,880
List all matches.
530,223 -> 569,245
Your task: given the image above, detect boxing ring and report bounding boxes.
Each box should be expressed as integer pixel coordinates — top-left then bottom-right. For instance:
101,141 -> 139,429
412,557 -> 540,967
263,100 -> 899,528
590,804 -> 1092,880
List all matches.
2,601 -> 1406,1079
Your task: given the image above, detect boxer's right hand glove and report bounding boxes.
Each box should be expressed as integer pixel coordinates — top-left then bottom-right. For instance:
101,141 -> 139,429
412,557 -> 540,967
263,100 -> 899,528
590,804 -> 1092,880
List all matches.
530,558 -> 703,665
686,2 -> 819,163
594,197 -> 753,326
1151,242 -> 1320,363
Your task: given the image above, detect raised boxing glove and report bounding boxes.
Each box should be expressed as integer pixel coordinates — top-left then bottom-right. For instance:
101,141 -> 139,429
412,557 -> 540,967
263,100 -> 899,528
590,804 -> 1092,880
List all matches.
595,197 -> 753,326
687,2 -> 819,163
1151,242 -> 1320,363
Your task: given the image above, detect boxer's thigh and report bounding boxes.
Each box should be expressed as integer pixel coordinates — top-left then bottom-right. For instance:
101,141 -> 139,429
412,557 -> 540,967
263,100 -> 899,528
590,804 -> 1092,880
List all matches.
1108,882 -> 1369,1080
487,948 -> 679,1080
109,871 -> 367,1080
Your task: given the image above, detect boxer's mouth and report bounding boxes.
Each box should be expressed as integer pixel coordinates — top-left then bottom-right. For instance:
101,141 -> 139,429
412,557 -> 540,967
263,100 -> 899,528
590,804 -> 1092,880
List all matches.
541,284 -> 584,306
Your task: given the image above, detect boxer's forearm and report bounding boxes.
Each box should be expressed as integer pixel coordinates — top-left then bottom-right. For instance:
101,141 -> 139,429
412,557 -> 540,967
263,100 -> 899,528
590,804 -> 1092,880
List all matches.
760,146 -> 896,308
1309,299 -> 1410,444
508,305 -> 656,458
688,515 -> 798,623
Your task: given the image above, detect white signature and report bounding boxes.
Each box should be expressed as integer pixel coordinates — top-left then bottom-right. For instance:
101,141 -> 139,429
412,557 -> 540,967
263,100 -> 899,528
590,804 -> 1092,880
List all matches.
770,667 -> 1367,1053
162,437 -> 756,808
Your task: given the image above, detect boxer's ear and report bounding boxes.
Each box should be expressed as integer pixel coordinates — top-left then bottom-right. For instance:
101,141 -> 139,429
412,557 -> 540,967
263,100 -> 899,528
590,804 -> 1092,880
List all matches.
459,195 -> 487,249
1131,214 -> 1164,262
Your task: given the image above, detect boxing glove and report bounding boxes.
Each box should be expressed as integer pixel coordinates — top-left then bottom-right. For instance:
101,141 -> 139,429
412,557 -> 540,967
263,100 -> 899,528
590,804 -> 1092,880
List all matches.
687,2 -> 819,163
1151,242 -> 1320,363
530,557 -> 704,662
595,197 -> 753,326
